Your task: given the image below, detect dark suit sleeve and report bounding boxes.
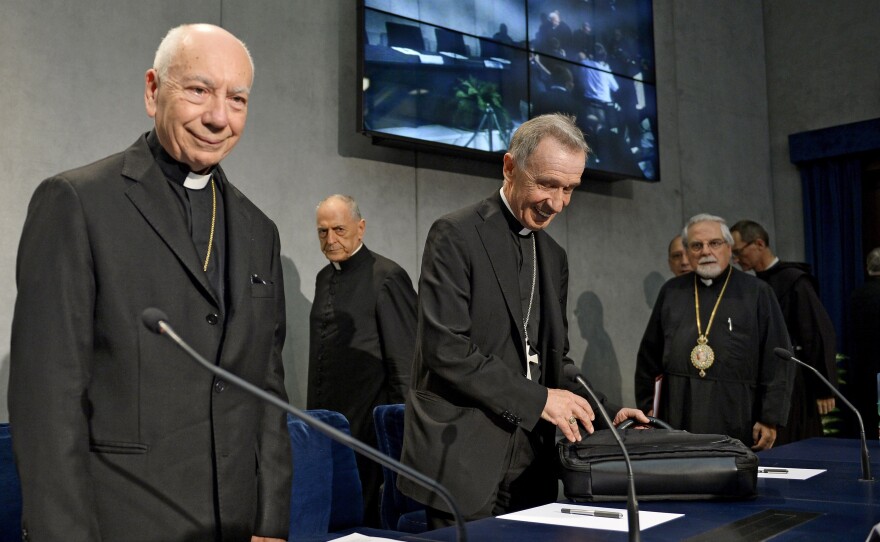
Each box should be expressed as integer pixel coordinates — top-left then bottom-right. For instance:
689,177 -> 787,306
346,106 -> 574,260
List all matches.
253,223 -> 292,537
9,177 -> 101,541
789,276 -> 838,399
418,218 -> 547,431
757,284 -> 796,426
376,268 -> 417,404
634,284 -> 666,413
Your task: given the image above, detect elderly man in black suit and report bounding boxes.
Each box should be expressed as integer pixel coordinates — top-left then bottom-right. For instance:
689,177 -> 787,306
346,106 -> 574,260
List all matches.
398,113 -> 647,528
9,24 -> 290,542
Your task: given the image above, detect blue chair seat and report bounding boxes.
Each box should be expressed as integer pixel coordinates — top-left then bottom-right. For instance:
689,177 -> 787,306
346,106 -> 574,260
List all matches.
372,404 -> 427,533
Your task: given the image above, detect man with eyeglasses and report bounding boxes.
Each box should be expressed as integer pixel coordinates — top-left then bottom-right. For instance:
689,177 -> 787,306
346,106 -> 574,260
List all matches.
730,219 -> 837,445
635,214 -> 794,451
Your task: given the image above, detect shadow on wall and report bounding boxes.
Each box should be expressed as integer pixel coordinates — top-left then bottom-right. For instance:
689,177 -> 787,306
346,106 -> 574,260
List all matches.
282,256 -> 312,409
643,271 -> 666,310
574,291 -> 622,406
0,354 -> 8,423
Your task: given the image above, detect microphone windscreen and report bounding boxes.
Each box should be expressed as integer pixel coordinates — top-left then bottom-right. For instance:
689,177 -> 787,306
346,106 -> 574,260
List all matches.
773,347 -> 793,361
142,307 -> 169,334
563,363 -> 581,382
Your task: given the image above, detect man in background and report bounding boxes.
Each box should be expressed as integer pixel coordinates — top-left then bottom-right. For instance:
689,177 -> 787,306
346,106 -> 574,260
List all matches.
10,24 -> 290,541
399,114 -> 647,528
308,194 -> 417,526
667,234 -> 693,276
730,219 -> 836,444
636,214 -> 793,451
850,248 -> 880,439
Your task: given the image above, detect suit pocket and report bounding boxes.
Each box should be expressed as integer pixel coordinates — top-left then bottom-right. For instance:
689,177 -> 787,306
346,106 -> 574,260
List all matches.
250,282 -> 275,298
90,440 -> 149,454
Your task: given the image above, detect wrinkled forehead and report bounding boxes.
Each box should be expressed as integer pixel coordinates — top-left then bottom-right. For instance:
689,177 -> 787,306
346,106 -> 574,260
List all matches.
688,221 -> 723,239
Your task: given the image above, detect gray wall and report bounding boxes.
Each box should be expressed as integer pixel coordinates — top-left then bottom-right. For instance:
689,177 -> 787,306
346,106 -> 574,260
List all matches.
1,0 -> 877,422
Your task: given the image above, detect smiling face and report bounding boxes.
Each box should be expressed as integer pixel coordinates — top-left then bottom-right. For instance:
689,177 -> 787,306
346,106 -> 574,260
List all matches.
145,26 -> 252,173
502,136 -> 584,231
686,221 -> 732,279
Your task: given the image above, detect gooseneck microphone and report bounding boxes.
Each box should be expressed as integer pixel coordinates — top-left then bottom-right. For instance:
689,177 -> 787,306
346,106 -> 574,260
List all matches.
773,347 -> 873,481
142,308 -> 468,541
563,364 -> 640,542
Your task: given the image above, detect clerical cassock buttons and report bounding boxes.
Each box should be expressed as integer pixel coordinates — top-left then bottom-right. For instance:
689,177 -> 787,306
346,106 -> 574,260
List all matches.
206,313 -> 219,325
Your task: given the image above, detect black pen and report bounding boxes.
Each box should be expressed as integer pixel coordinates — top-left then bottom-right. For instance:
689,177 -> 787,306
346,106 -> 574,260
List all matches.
561,507 -> 623,519
759,468 -> 789,473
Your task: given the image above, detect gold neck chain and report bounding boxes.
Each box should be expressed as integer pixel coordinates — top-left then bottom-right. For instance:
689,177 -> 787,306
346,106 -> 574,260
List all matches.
202,178 -> 216,272
694,265 -> 733,341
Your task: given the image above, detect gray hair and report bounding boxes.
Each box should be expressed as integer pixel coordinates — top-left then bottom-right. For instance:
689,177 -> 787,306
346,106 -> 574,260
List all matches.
508,113 -> 589,171
317,194 -> 362,220
682,213 -> 734,247
867,247 -> 880,276
153,24 -> 255,81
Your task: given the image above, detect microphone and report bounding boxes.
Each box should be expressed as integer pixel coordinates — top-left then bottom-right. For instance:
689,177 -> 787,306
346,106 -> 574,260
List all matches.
773,347 -> 873,481
141,308 -> 468,541
563,364 -> 640,542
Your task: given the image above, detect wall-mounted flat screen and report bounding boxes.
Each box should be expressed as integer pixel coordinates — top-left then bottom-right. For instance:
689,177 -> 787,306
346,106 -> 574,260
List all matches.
358,0 -> 658,181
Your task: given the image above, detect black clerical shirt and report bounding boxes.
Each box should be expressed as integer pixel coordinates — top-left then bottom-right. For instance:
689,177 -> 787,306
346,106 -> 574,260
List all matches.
146,130 -> 227,312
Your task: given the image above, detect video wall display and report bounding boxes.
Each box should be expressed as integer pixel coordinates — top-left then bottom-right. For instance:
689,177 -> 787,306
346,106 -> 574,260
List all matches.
359,0 -> 658,181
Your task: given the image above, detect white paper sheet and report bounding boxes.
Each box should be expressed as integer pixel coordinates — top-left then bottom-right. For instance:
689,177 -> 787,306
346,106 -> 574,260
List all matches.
331,534 -> 401,542
498,503 -> 683,532
758,467 -> 825,480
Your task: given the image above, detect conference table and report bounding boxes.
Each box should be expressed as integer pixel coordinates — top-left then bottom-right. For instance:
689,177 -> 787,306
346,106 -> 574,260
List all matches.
406,438 -> 880,542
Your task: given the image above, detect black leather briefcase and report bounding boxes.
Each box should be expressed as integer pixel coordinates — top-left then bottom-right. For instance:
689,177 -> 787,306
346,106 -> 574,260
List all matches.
557,428 -> 759,501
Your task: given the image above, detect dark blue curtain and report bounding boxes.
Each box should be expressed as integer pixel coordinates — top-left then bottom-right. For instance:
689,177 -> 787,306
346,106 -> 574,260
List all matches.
799,157 -> 864,352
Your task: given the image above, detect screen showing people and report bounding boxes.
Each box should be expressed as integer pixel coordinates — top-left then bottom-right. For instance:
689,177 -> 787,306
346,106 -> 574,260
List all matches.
361,0 -> 658,181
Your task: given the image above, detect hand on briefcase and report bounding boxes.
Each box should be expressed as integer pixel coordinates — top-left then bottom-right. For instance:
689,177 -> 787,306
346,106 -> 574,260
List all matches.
558,419 -> 759,502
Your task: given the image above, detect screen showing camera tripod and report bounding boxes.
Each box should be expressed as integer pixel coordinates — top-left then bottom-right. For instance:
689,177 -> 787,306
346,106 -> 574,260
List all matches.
358,0 -> 658,181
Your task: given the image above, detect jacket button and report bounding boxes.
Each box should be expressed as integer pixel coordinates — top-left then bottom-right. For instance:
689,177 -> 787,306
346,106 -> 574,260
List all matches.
214,380 -> 226,393
206,313 -> 219,325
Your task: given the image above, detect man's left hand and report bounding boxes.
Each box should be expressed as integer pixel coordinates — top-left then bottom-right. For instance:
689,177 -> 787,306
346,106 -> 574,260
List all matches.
612,408 -> 650,427
751,422 -> 777,451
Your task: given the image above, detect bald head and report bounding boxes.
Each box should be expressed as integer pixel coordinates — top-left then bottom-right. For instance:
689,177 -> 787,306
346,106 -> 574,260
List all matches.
144,24 -> 254,173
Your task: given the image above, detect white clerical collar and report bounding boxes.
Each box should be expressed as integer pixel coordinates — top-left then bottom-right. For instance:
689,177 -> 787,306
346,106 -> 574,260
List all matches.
183,171 -> 212,190
764,257 -> 780,271
700,278 -> 713,286
499,187 -> 532,236
331,243 -> 364,270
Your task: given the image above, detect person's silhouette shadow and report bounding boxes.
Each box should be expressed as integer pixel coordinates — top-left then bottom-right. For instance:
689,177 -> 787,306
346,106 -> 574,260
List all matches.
574,291 -> 622,406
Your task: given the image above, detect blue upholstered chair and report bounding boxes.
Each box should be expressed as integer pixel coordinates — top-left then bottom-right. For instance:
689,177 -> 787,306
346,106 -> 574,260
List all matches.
287,410 -> 364,538
0,423 -> 23,542
372,404 -> 427,533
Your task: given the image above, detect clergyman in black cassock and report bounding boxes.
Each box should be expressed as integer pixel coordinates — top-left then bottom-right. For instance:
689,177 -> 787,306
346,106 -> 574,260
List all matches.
308,194 -> 417,526
636,215 -> 794,450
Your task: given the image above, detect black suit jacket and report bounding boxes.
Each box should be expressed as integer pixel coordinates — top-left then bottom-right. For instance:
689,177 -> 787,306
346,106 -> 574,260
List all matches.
9,134 -> 291,541
398,192 -> 612,515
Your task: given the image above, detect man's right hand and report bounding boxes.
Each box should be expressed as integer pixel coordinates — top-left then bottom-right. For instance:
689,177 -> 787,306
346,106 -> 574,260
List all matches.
541,388 -> 596,442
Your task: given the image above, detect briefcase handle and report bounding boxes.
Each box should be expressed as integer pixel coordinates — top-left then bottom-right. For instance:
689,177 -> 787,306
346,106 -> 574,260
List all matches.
616,416 -> 674,430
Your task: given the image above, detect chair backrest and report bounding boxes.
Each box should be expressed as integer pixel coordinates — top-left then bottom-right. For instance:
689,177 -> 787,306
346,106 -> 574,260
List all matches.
287,410 -> 364,537
0,423 -> 23,542
372,404 -> 424,530
385,22 -> 424,50
434,27 -> 468,56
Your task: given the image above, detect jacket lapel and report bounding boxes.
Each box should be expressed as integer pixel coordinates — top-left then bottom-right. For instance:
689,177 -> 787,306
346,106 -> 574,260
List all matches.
221,178 -> 253,323
476,196 -> 526,347
122,136 -> 220,308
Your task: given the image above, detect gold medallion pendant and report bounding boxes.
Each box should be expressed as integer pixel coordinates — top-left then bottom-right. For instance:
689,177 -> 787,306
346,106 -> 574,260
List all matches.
690,335 -> 715,377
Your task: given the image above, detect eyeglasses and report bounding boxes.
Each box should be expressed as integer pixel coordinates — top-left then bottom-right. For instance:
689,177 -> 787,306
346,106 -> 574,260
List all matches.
687,239 -> 727,253
732,241 -> 754,258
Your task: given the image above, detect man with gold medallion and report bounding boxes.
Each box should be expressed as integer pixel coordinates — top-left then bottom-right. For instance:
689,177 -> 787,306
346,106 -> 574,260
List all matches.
635,214 -> 794,451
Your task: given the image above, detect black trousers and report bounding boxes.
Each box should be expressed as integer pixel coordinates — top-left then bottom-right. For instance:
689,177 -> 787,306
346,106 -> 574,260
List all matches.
426,426 -> 556,530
